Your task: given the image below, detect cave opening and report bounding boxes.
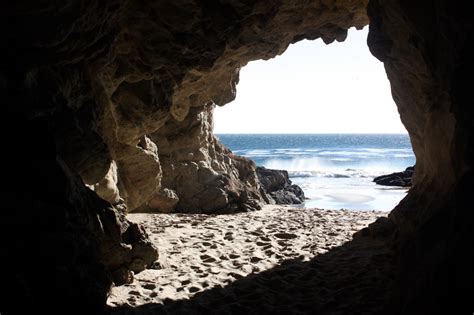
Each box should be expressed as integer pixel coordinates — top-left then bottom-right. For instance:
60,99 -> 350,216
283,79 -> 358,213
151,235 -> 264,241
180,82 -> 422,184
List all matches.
214,27 -> 415,211
107,26 -> 416,309
4,1 -> 472,314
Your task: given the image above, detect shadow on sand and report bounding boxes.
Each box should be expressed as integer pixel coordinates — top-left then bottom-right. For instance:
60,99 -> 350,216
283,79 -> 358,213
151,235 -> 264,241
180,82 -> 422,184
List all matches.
108,234 -> 396,315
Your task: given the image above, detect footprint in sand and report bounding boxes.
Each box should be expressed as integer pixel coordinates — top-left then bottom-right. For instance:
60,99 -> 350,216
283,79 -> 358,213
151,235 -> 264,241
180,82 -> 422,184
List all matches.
203,233 -> 215,239
232,260 -> 243,267
228,272 -> 244,280
200,254 -> 217,263
224,232 -> 234,240
181,279 -> 191,286
264,249 -> 275,256
142,283 -> 156,290
250,256 -> 264,263
274,232 -> 298,239
262,244 -> 273,251
188,287 -> 200,293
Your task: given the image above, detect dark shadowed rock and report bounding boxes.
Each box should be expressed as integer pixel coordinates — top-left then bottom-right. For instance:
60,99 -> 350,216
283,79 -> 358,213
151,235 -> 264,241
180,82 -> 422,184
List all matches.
256,166 -> 305,205
373,166 -> 415,187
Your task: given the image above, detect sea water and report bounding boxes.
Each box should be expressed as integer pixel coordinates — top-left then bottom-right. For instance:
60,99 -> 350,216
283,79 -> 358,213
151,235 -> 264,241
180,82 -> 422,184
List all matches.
216,134 -> 416,211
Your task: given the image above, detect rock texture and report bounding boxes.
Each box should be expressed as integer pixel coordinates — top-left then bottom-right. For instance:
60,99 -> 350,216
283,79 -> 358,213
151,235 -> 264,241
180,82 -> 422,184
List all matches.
3,0 -> 473,313
373,166 -> 414,187
91,0 -> 368,213
368,1 -> 473,313
147,104 -> 263,213
0,122 -> 158,313
257,167 -> 305,204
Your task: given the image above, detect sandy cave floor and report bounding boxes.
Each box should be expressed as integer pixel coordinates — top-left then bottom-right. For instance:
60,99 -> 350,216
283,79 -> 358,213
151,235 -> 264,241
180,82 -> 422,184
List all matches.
108,206 -> 395,314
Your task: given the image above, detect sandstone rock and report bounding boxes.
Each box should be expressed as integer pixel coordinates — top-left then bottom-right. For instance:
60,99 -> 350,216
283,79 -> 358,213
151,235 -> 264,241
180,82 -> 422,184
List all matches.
91,160 -> 121,205
373,166 -> 415,187
88,0 -> 368,212
142,188 -> 179,213
256,167 -> 305,205
149,105 -> 264,213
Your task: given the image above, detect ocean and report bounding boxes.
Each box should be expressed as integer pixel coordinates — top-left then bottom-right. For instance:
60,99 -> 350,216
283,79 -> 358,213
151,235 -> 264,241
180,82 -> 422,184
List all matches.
216,134 -> 416,211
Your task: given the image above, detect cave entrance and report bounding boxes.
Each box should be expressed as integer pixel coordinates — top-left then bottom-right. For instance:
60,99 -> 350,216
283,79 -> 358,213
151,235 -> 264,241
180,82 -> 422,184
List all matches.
214,26 -> 415,211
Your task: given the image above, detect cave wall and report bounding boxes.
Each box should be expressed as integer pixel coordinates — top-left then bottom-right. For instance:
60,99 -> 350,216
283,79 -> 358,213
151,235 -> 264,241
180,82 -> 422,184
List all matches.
2,1 -> 369,312
146,104 -> 263,213
368,1 -> 473,313
86,0 -> 369,213
2,0 -> 472,313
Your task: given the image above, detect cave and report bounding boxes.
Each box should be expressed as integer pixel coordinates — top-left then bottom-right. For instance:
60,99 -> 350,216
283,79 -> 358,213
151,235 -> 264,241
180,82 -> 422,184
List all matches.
2,1 -> 472,314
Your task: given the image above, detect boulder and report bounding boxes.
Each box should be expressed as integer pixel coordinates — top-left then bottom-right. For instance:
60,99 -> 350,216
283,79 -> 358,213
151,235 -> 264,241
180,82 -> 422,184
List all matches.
373,166 -> 415,187
256,166 -> 305,205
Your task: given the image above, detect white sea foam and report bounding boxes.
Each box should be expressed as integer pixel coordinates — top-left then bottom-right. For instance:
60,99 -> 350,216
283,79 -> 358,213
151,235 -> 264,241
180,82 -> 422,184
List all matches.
218,134 -> 415,211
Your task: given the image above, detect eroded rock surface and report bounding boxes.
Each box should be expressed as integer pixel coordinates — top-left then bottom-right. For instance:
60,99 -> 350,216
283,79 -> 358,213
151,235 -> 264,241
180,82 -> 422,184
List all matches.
368,1 -> 473,313
147,105 -> 263,213
79,0 -> 368,212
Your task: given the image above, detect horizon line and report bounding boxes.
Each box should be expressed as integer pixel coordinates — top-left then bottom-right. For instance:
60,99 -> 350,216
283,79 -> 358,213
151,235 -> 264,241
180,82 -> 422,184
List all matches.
214,132 -> 409,135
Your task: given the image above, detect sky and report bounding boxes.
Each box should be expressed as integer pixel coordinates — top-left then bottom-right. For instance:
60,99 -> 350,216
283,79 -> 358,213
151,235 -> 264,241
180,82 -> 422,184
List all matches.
213,26 -> 407,134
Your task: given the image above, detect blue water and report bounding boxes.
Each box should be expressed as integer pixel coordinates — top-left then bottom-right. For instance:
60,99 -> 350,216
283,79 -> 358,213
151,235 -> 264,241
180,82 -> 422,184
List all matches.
216,134 -> 416,211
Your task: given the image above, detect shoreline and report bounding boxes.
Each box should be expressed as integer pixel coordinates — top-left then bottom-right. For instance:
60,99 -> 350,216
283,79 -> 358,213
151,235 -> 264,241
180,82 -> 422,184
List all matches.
108,206 -> 388,309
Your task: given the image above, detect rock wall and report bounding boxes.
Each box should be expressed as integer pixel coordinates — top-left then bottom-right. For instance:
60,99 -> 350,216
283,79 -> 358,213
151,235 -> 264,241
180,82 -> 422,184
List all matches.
368,0 -> 473,313
83,0 -> 369,213
3,0 -> 472,313
145,104 -> 263,213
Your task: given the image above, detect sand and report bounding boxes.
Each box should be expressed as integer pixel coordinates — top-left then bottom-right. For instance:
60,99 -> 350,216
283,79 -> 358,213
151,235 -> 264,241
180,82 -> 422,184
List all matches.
108,206 -> 394,314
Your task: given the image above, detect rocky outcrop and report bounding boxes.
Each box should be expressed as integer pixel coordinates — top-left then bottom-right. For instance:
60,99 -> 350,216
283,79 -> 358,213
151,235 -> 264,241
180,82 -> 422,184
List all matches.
71,0 -> 368,213
0,120 -> 158,313
146,105 -> 264,213
257,167 -> 305,205
4,0 -> 473,313
373,166 -> 414,187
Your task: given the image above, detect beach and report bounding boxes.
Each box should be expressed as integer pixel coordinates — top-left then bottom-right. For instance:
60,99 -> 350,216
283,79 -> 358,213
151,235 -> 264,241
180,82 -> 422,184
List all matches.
217,134 -> 414,211
108,206 -> 394,313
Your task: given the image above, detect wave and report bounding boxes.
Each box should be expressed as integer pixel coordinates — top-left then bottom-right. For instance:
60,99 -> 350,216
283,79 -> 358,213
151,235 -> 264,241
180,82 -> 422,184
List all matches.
288,169 -> 386,179
262,157 -> 410,180
236,148 -> 414,160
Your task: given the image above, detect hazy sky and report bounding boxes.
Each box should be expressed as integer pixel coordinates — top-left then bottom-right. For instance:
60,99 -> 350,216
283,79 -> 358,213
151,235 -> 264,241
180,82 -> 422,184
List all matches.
213,27 -> 407,134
